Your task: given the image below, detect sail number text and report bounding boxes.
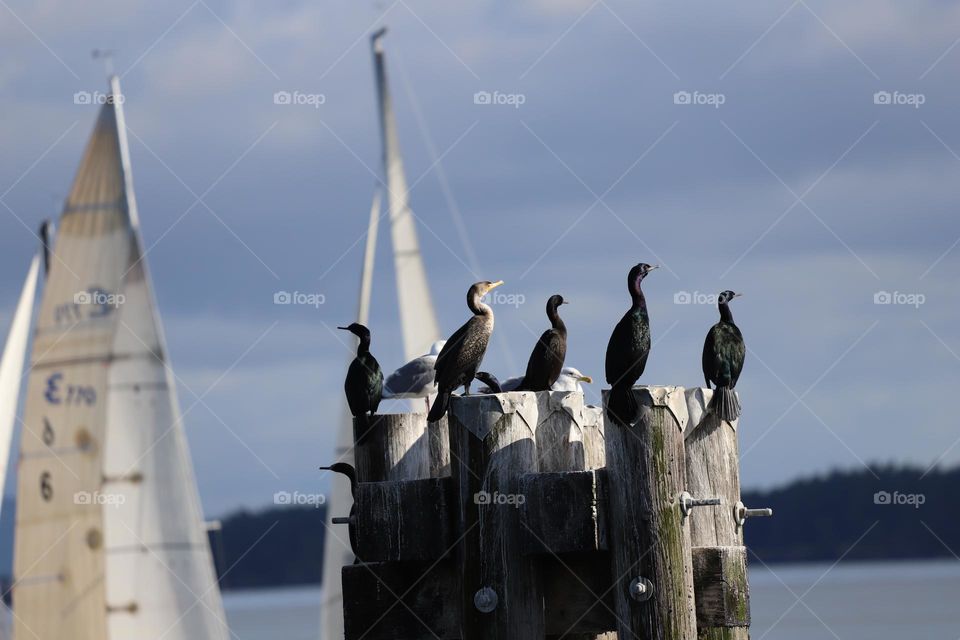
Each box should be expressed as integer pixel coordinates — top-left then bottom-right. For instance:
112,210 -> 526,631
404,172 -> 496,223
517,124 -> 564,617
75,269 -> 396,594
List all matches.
44,373 -> 97,406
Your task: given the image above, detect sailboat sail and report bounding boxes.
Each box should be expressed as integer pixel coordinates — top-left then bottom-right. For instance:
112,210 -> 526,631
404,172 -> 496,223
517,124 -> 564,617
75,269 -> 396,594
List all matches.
319,190 -> 380,639
0,254 -> 40,519
320,30 -> 443,640
13,77 -> 227,640
371,28 -> 441,361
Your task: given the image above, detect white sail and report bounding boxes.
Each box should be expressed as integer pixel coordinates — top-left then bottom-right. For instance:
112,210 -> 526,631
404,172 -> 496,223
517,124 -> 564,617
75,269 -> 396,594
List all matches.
319,190 -> 380,640
0,254 -> 40,517
320,31 -> 444,640
13,77 -> 228,640
371,28 -> 441,361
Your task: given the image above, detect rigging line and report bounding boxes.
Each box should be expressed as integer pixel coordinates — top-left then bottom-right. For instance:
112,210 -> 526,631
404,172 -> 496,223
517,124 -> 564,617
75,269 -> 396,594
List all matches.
393,49 -> 519,374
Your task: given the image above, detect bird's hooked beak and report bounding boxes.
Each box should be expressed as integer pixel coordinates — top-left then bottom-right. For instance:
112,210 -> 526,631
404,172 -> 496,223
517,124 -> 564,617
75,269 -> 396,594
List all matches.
733,292 -> 743,299
647,264 -> 660,272
577,374 -> 593,383
336,326 -> 349,331
486,280 -> 504,293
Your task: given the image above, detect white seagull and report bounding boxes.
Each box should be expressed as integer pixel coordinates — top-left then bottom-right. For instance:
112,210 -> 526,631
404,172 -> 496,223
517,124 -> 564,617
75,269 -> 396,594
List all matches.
382,340 -> 446,410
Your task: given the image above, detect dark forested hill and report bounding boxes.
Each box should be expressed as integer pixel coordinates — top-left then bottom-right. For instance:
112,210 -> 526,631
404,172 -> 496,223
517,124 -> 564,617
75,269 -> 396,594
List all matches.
741,464 -> 958,563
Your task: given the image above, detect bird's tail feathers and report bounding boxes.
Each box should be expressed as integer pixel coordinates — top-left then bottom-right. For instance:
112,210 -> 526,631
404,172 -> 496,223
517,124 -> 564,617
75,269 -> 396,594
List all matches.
428,390 -> 450,422
606,383 -> 638,427
708,386 -> 741,422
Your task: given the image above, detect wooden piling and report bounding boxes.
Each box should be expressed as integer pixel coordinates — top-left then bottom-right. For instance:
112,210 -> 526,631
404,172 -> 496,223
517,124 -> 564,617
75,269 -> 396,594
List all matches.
531,391 -> 616,640
603,385 -> 697,640
684,389 -> 750,638
352,413 -> 430,482
449,392 -> 545,639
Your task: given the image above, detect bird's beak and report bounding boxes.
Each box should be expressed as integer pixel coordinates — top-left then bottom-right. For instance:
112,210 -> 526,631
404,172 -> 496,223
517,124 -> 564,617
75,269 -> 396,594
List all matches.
648,265 -> 660,271
733,292 -> 743,298
336,326 -> 348,331
561,300 -> 570,305
577,375 -> 593,383
487,280 -> 504,292
318,466 -> 331,470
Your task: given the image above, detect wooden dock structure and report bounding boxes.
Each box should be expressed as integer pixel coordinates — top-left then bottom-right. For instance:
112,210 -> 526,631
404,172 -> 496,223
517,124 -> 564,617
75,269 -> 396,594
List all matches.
332,386 -> 771,639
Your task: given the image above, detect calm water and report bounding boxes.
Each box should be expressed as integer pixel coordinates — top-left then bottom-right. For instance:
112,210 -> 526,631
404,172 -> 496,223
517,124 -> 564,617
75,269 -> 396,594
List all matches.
224,559 -> 960,639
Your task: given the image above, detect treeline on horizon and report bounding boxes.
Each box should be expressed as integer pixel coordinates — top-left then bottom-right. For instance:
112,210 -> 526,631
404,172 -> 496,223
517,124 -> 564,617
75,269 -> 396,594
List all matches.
205,463 -> 957,590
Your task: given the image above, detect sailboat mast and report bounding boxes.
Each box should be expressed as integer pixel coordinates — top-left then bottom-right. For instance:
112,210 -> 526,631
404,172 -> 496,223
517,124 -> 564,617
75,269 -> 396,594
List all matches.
357,189 -> 381,325
371,28 -> 441,361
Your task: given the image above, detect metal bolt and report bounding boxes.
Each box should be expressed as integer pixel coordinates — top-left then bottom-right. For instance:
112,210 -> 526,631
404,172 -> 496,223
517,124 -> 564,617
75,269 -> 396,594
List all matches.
628,577 -> 654,602
734,501 -> 773,527
474,587 -> 498,613
679,491 -> 722,517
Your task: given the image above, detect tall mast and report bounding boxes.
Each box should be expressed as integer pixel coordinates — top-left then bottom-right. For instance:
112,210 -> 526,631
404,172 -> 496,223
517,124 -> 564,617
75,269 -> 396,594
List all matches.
371,28 -> 441,361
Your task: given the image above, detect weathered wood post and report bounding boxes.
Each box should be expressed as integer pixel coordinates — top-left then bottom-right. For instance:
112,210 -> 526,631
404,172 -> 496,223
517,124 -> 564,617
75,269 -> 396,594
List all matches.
684,389 -> 769,639
531,391 -> 617,640
603,385 -> 697,640
449,392 -> 545,639
352,413 -> 430,482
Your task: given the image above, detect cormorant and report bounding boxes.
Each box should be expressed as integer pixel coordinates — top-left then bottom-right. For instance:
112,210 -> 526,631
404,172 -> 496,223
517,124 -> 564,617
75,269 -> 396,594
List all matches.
604,263 -> 658,426
702,290 -> 745,422
515,294 -> 568,391
427,280 -> 503,422
320,463 -> 359,559
479,367 -> 592,394
474,371 -> 503,393
338,323 -> 383,426
381,340 -> 446,411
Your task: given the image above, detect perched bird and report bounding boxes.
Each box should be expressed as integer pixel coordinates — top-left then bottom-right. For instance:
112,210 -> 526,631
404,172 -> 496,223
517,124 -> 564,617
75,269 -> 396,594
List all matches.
515,294 -> 568,391
427,280 -> 503,422
552,367 -> 593,393
474,371 -> 503,393
605,263 -> 658,426
338,323 -> 383,426
478,367 -> 592,394
702,290 -> 745,422
320,463 -> 359,559
382,340 -> 446,410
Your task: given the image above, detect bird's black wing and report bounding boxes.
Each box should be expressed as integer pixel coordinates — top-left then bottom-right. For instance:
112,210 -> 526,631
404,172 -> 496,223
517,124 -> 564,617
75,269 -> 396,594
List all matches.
435,317 -> 490,390
703,323 -> 744,388
605,310 -> 648,387
521,328 -> 566,390
435,320 -> 472,373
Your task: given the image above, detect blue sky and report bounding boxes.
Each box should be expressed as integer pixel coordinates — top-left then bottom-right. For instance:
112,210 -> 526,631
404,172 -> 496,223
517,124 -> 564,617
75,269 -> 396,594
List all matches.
1,0 -> 959,516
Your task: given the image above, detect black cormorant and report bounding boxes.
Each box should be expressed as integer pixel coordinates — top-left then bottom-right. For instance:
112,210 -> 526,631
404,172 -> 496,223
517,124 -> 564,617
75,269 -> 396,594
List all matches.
604,263 -> 658,425
702,290 -> 745,422
474,371 -> 503,393
427,280 -> 503,422
478,367 -> 592,394
320,463 -> 359,559
516,294 -> 568,391
338,323 -> 383,426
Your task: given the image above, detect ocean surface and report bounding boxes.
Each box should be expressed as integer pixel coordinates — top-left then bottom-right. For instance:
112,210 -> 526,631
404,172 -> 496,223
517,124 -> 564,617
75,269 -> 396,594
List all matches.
223,559 -> 960,639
